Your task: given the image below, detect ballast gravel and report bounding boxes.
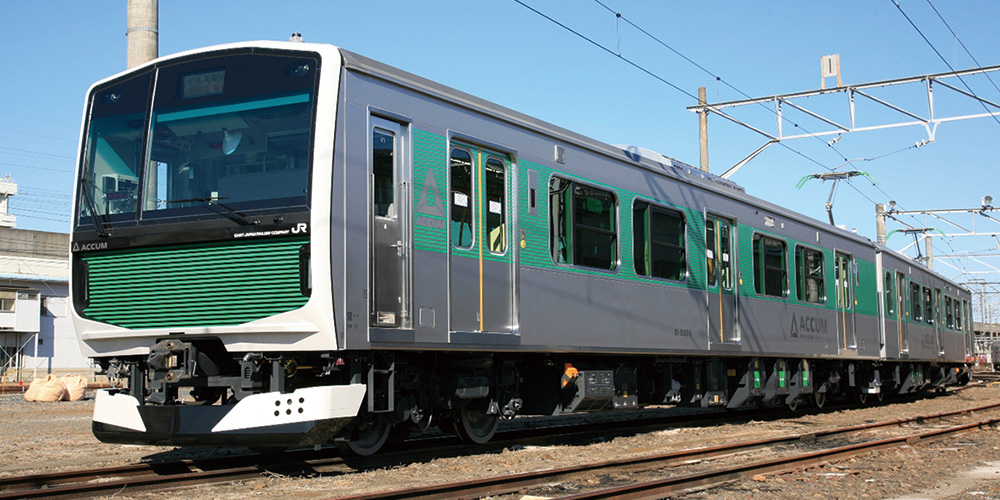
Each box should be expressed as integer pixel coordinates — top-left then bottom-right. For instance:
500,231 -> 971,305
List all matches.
3,381 -> 1000,499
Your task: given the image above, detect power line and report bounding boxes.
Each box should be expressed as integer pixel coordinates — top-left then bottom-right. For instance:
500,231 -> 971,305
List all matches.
891,0 -> 1000,129
0,160 -> 74,173
10,207 -> 70,219
20,186 -> 74,197
0,146 -> 75,161
925,0 -> 1000,96
598,3 -> 976,236
511,0 -> 697,100
514,0 -> 930,233
0,127 -> 77,143
584,1 -> 934,224
10,212 -> 69,224
589,0 -> 859,165
512,0 -> 855,177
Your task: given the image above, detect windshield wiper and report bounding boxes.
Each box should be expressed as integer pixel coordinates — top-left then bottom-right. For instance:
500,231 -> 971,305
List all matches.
168,197 -> 261,226
80,178 -> 111,238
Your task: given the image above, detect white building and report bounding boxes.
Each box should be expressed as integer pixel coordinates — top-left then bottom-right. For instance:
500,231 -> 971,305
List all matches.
0,227 -> 92,382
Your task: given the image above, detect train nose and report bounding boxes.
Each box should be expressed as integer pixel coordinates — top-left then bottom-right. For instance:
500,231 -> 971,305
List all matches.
92,385 -> 365,447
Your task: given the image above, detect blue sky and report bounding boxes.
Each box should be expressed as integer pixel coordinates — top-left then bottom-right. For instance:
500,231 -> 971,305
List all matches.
1,1 -> 998,300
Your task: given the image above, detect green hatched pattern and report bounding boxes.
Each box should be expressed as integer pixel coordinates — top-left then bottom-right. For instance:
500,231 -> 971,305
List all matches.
412,129 -> 448,253
412,130 -> 515,264
737,228 -> 836,308
451,141 -> 515,264
737,227 -> 881,318
518,159 -> 704,290
82,237 -> 309,329
517,158 -> 553,269
855,258 -> 878,316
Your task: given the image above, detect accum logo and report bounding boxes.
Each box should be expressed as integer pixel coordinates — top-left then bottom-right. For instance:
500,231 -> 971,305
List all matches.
73,241 -> 108,252
789,313 -> 828,338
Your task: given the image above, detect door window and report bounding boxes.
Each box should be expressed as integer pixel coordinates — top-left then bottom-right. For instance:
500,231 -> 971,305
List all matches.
450,147 -> 474,249
484,157 -> 506,254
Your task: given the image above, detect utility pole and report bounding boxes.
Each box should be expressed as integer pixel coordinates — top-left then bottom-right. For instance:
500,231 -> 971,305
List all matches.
698,87 -> 709,172
127,0 -> 158,69
876,203 -> 887,245
925,234 -> 933,270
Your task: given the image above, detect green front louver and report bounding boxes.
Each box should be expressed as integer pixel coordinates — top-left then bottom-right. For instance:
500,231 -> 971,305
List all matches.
82,237 -> 309,329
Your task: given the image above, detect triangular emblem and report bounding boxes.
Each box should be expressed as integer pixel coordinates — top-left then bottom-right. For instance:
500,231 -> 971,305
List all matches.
415,169 -> 446,217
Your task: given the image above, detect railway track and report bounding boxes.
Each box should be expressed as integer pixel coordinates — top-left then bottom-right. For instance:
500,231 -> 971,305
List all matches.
338,401 -> 1000,500
972,370 -> 1000,383
0,390 -> 979,499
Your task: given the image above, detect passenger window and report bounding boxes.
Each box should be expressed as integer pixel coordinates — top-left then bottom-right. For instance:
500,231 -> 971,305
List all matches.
753,234 -> 787,297
706,219 -> 733,290
795,246 -> 825,304
633,201 -> 686,281
924,287 -> 933,325
835,253 -> 853,311
910,282 -> 922,321
549,177 -> 617,270
718,222 -> 733,290
706,221 -> 717,287
884,271 -> 895,317
956,300 -> 963,330
372,128 -> 395,218
450,148 -> 474,249
945,296 -> 954,329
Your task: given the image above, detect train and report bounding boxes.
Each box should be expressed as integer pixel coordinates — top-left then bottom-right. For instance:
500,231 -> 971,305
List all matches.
991,341 -> 1000,371
71,40 -> 973,456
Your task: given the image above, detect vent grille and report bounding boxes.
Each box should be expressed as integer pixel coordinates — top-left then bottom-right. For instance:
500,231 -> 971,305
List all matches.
82,237 -> 309,329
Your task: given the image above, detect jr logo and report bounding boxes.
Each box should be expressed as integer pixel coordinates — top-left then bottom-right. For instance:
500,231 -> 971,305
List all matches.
291,223 -> 308,234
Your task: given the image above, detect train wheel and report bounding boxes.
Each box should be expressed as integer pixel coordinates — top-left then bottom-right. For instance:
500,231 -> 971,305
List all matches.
786,399 -> 799,412
451,405 -> 499,444
338,419 -> 391,456
813,391 -> 826,409
857,392 -> 869,405
876,391 -> 885,402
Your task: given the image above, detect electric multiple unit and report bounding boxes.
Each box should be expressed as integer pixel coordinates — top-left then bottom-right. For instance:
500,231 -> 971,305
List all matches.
71,41 -> 972,455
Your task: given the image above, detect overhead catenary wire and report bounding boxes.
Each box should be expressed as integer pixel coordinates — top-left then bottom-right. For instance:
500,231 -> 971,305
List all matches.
0,146 -> 75,161
892,0 -> 1000,130
511,0 -> 697,101
586,0 -> 996,258
0,160 -> 74,173
925,0 -> 1000,98
589,0 -> 934,227
511,0 -> 851,176
589,0 -> 935,201
590,0 -> 861,166
513,0 -> 935,237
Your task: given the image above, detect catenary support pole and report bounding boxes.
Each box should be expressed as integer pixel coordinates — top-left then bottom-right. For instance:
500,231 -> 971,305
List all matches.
876,204 -> 887,245
699,87 -> 709,172
127,0 -> 158,69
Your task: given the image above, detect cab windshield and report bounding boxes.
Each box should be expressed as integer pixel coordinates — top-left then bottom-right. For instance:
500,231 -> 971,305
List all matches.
77,51 -> 317,228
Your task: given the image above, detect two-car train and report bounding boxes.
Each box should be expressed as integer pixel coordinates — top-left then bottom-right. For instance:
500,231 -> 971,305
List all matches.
71,40 -> 972,456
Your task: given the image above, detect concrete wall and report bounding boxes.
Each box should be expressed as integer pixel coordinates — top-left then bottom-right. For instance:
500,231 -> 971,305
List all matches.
0,228 -> 94,382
